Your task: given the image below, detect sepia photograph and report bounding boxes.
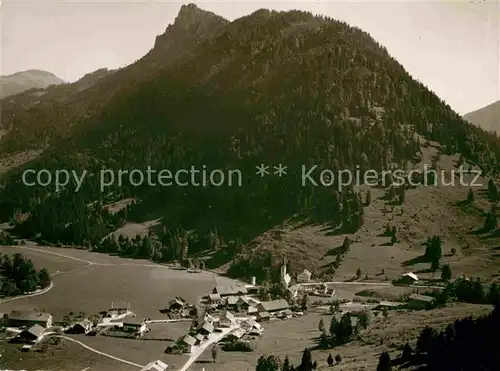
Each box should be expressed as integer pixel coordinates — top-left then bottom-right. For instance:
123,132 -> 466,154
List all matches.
0,1 -> 499,370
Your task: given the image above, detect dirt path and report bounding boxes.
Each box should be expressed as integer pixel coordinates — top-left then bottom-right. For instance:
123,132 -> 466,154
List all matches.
0,280 -> 54,304
18,245 -> 114,266
54,335 -> 143,369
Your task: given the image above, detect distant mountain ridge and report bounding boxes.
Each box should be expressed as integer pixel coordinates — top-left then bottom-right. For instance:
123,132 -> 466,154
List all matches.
464,101 -> 500,135
0,69 -> 65,99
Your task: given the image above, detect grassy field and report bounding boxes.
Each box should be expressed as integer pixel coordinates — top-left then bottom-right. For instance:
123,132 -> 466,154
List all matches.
68,322 -> 191,367
0,245 -> 226,321
199,303 -> 493,371
0,338 -> 137,371
224,141 -> 500,285
0,246 -> 236,369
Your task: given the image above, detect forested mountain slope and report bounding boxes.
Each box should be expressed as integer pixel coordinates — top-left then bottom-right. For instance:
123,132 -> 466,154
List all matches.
0,4 -> 498,273
0,4 -> 228,153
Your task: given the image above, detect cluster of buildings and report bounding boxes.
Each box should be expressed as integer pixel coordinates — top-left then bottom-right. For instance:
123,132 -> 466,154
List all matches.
166,310 -> 263,355
159,297 -> 197,319
1,310 -> 53,345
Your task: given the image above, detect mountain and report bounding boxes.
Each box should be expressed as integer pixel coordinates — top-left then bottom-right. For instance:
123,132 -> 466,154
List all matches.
0,4 -> 499,280
0,69 -> 64,99
464,100 -> 500,134
0,4 -> 228,153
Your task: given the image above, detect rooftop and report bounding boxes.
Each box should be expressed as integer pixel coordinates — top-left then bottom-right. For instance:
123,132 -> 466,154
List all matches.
140,360 -> 168,371
226,296 -> 239,305
76,319 -> 93,327
403,272 -> 419,280
214,279 -> 248,296
221,311 -> 235,320
408,294 -> 435,302
21,324 -> 46,338
228,328 -> 246,338
180,334 -> 196,346
9,310 -> 52,323
123,316 -> 145,326
200,322 -> 214,333
258,299 -> 290,312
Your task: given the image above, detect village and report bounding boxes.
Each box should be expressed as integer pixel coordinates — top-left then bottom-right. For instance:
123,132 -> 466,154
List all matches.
0,253 -> 444,371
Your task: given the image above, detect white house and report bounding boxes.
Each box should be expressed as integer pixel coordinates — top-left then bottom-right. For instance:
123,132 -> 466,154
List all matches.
178,334 -> 196,353
297,269 -> 312,283
122,316 -> 147,335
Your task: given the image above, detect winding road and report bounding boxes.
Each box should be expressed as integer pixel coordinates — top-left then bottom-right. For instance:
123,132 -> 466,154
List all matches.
0,280 -> 54,304
54,335 -> 144,369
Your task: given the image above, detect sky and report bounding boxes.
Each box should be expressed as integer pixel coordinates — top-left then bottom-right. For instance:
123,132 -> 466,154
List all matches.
1,0 -> 498,115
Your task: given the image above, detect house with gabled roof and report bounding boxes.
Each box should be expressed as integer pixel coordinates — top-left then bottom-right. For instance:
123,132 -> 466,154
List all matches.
237,296 -> 252,309
257,299 -> 290,314
168,298 -> 186,312
225,327 -> 246,341
257,311 -> 270,322
226,296 -> 239,308
122,316 -> 147,335
398,272 -> 419,285
213,282 -> 247,297
67,319 -> 93,334
241,318 -> 262,332
208,293 -> 222,304
218,311 -> 235,327
8,310 -> 53,328
297,269 -> 312,283
194,333 -> 204,345
407,294 -> 435,310
178,334 -> 196,353
198,321 -> 214,336
248,306 -> 258,315
15,324 -> 45,343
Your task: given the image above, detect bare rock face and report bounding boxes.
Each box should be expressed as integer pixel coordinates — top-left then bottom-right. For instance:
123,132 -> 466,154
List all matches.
151,3 -> 228,61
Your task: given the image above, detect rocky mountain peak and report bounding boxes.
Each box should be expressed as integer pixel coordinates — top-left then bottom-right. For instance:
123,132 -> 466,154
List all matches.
151,4 -> 228,61
173,3 -> 222,29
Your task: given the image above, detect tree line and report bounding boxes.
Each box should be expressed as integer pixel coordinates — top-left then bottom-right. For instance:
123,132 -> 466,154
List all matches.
376,302 -> 500,370
0,253 -> 51,297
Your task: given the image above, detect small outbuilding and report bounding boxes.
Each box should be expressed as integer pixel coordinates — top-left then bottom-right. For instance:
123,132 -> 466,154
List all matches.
407,294 -> 435,310
398,272 -> 419,285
